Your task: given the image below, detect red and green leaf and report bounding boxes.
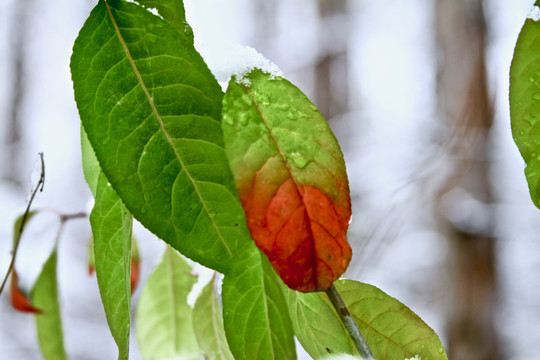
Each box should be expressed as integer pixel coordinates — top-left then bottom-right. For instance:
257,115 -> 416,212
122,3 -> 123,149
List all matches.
222,69 -> 352,292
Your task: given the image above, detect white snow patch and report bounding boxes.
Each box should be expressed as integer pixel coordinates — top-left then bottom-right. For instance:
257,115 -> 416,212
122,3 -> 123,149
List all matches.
123,0 -> 163,20
201,43 -> 282,88
320,355 -> 361,360
528,6 -> 540,21
145,7 -> 163,20
186,263 -> 215,307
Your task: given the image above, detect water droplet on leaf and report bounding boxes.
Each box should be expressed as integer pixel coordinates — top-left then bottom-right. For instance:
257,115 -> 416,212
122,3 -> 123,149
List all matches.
288,152 -> 310,169
238,113 -> 249,125
223,114 -> 234,125
310,104 -> 318,112
276,103 -> 290,111
287,112 -> 296,120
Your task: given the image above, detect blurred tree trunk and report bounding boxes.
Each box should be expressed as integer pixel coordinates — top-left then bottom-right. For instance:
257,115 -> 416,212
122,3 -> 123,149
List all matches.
315,0 -> 349,122
434,0 -> 499,359
3,0 -> 30,189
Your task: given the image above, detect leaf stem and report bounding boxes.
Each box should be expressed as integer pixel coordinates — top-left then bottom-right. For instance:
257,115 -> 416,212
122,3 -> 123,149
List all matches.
326,284 -> 376,359
0,152 -> 45,295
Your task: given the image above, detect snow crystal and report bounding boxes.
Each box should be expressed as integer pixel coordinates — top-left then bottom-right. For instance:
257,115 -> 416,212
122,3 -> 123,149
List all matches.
528,6 -> 540,22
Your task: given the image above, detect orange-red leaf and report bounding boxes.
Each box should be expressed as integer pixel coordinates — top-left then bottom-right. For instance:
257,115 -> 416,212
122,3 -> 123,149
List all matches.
10,269 -> 42,314
130,258 -> 140,293
222,70 -> 352,292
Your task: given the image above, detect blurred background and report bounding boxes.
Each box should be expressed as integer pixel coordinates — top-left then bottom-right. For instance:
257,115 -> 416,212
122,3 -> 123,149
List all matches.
0,0 -> 539,359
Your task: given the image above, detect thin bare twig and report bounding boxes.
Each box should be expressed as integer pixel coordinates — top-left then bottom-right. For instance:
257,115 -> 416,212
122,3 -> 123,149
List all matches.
0,153 -> 45,295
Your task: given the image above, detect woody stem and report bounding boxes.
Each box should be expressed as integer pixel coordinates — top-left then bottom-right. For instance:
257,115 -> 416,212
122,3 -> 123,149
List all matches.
326,284 -> 376,359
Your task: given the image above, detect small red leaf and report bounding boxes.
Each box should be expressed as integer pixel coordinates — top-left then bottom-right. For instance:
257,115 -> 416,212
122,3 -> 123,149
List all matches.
10,269 -> 42,314
130,258 -> 140,293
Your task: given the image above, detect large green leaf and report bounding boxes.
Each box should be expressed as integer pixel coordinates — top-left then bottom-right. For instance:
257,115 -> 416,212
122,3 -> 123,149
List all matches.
193,276 -> 234,360
282,285 -> 358,358
335,280 -> 447,360
82,129 -> 133,360
510,2 -> 540,208
71,0 -> 251,273
222,247 -> 296,360
222,69 -> 352,292
30,250 -> 67,360
136,246 -> 200,360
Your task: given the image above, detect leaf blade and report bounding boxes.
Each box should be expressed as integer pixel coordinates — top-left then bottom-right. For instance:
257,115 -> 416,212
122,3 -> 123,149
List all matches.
222,247 -> 296,360
282,284 -> 358,358
222,70 -> 352,292
510,3 -> 540,208
10,269 -> 41,314
30,250 -> 67,360
335,280 -> 447,360
82,129 -> 133,360
136,246 -> 200,360
71,0 -> 251,273
193,276 -> 234,360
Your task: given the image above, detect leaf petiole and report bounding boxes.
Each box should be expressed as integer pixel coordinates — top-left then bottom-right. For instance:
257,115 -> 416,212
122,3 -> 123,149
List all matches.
326,284 -> 376,360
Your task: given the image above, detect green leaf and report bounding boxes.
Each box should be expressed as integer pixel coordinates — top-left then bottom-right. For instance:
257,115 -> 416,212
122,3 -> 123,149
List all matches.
281,285 -> 358,358
71,0 -> 251,273
136,246 -> 200,360
334,280 -> 447,360
222,247 -> 296,360
82,129 -> 133,360
222,69 -> 352,292
30,250 -> 67,360
193,276 -> 234,360
510,3 -> 540,208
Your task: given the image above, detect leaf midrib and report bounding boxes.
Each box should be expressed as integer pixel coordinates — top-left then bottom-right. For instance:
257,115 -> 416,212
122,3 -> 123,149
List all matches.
245,85 -> 319,288
104,0 -> 232,256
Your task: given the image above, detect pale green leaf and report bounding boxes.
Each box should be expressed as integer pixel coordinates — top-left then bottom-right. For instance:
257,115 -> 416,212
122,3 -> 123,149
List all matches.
193,276 -> 234,360
136,246 -> 200,360
510,1 -> 540,208
222,247 -> 296,360
82,129 -> 133,360
30,250 -> 67,360
71,0 -> 251,273
335,280 -> 447,360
